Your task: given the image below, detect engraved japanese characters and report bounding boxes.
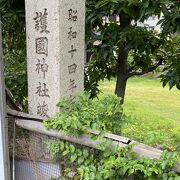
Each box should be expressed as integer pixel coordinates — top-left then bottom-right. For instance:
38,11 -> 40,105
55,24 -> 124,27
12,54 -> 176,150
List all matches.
26,0 -> 85,118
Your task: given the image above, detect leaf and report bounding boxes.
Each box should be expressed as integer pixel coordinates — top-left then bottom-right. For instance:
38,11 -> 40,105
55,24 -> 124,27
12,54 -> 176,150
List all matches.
62,150 -> 69,156
89,172 -> 95,180
143,0 -> 149,8
83,149 -> 89,158
78,156 -> 85,165
77,167 -> 84,178
70,154 -> 77,162
69,144 -> 75,153
76,149 -> 83,156
59,142 -> 65,151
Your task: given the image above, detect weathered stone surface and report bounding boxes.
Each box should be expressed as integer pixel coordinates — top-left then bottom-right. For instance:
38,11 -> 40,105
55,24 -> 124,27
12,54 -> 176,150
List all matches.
25,1 -> 85,176
26,0 -> 85,118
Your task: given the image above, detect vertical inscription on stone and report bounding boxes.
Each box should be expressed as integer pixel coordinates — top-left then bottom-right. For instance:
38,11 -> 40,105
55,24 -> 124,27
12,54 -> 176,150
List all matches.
68,9 -> 78,22
36,37 -> 48,56
33,8 -> 50,33
26,0 -> 85,169
68,27 -> 77,40
37,101 -> 49,118
26,0 -> 85,118
66,7 -> 82,99
33,8 -> 50,117
36,58 -> 48,79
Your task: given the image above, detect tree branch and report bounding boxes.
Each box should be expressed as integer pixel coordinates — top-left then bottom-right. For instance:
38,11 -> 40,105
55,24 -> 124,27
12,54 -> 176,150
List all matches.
127,58 -> 163,78
6,87 -> 22,111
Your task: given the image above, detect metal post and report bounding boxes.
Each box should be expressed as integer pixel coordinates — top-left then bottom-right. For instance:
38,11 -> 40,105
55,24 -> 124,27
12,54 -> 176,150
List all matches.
0,17 -> 10,180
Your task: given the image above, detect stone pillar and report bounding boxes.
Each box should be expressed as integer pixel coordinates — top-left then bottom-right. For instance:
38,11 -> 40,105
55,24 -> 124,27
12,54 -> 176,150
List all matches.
24,0 -> 85,178
26,0 -> 85,118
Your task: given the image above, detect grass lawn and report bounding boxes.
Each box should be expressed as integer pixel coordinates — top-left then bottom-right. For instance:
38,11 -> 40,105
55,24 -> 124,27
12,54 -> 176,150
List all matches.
99,76 -> 180,150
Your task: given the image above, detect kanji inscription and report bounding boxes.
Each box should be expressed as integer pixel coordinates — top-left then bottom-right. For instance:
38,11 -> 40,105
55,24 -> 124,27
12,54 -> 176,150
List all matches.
36,82 -> 50,97
68,63 -> 77,74
68,27 -> 77,40
36,37 -> 48,56
68,9 -> 78,22
36,58 -> 48,79
26,0 -> 85,118
37,101 -> 49,118
68,45 -> 77,58
26,0 -> 85,168
33,8 -> 50,33
68,79 -> 77,93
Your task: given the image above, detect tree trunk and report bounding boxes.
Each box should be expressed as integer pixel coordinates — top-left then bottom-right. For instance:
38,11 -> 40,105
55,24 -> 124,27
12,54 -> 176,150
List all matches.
115,15 -> 131,105
115,73 -> 127,105
115,48 -> 128,105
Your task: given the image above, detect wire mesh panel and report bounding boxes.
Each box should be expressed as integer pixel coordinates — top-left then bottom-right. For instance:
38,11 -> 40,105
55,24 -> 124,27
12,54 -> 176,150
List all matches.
9,119 -> 61,180
15,160 -> 61,180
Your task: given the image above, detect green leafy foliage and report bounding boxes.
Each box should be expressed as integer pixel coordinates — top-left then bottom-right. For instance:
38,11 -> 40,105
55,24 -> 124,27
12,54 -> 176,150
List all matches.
85,0 -> 180,100
44,93 -> 125,135
46,136 -> 180,179
45,94 -> 180,179
161,36 -> 180,90
0,0 -> 24,13
2,15 -> 27,109
1,1 -> 27,109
